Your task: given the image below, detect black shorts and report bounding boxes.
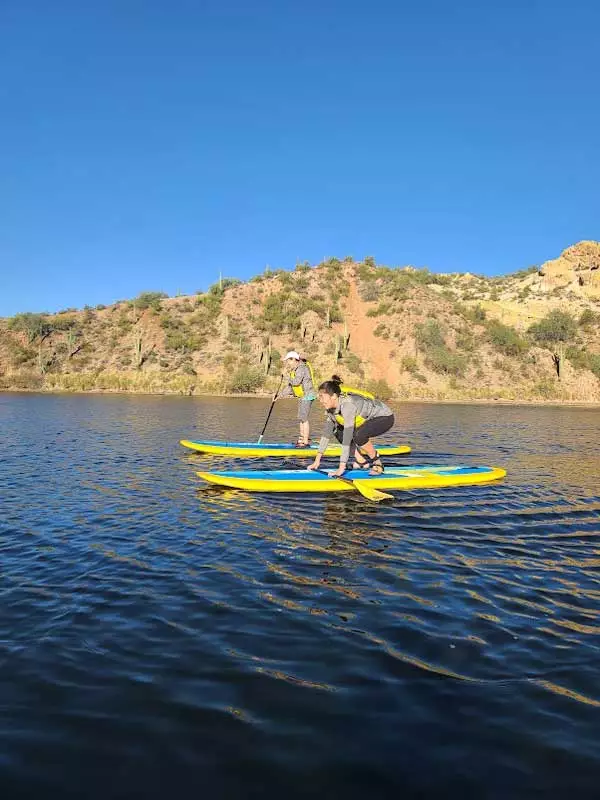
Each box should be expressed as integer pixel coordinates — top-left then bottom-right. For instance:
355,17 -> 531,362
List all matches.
334,414 -> 395,447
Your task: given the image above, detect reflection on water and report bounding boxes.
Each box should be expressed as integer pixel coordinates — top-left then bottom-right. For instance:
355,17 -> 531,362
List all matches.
0,394 -> 599,797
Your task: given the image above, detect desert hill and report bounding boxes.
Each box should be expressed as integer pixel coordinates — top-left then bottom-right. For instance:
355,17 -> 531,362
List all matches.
1,241 -> 599,402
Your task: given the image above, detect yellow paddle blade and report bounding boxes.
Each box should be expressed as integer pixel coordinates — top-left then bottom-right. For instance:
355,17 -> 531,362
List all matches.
351,480 -> 394,502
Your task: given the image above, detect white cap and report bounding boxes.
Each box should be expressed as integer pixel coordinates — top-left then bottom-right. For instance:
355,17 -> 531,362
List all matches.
284,350 -> 301,361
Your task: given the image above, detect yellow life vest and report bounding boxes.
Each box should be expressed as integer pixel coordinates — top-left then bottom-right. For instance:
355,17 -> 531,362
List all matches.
333,388 -> 374,428
340,384 -> 374,400
290,360 -> 316,398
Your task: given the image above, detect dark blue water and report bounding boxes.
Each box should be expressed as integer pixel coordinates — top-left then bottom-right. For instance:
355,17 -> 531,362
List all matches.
1,394 -> 599,798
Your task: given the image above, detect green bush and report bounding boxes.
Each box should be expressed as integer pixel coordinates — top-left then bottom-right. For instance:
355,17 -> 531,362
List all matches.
415,319 -> 445,350
366,378 -> 393,399
164,331 -> 202,353
487,321 -> 528,357
529,310 -> 577,345
579,308 -> 597,328
366,301 -> 392,318
533,379 -> 556,398
7,340 -> 35,366
424,346 -> 468,377
134,291 -> 168,311
8,313 -> 52,342
567,347 -> 600,378
228,366 -> 265,393
455,331 -> 475,352
195,292 -> 222,320
340,352 -> 364,377
400,356 -> 418,373
373,323 -> 390,339
52,314 -> 78,331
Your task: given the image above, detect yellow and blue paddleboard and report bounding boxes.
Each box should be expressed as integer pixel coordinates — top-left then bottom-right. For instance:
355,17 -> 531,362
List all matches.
180,440 -> 411,458
196,464 -> 507,493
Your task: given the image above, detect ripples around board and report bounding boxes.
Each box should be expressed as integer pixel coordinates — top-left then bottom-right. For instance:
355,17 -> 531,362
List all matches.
1,394 -> 599,798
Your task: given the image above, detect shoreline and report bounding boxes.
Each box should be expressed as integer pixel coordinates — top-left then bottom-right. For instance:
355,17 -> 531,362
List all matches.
1,386 -> 599,409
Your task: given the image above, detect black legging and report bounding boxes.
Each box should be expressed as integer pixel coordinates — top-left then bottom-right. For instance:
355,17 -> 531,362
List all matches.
334,414 -> 395,449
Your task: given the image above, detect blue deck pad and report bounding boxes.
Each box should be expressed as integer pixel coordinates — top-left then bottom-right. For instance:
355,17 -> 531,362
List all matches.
190,440 -> 320,450
210,465 -> 495,481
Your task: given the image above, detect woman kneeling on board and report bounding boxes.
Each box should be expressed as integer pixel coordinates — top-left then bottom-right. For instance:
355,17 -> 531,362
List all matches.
275,350 -> 317,447
308,375 -> 395,477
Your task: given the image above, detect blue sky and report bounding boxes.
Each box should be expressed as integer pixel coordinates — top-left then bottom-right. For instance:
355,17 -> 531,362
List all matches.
1,0 -> 598,316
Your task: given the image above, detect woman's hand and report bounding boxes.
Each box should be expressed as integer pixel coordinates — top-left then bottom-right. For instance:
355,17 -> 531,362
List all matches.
329,463 -> 347,478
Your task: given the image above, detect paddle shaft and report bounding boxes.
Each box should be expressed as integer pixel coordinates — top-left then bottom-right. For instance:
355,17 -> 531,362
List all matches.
257,374 -> 284,444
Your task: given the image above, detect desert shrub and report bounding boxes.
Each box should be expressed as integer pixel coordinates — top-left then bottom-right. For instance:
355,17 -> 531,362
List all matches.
366,302 -> 392,318
400,356 -> 418,373
52,314 -> 78,331
415,319 -> 445,350
579,308 -> 597,328
366,378 -> 393,399
358,281 -> 380,302
424,346 -> 467,376
340,352 -> 364,377
7,340 -> 35,366
8,313 -> 52,342
487,321 -> 528,357
228,366 -> 265,393
566,347 -> 600,378
529,310 -> 577,345
134,291 -> 168,311
532,379 -> 557,398
164,332 -> 202,353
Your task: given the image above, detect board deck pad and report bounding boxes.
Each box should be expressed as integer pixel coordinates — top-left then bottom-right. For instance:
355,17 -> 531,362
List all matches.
196,464 -> 507,493
180,439 -> 411,458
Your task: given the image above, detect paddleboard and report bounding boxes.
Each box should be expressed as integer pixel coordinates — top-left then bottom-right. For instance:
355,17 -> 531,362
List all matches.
180,439 -> 411,458
196,464 -> 507,493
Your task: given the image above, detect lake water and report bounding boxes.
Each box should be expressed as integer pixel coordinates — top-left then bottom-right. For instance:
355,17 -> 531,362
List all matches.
1,393 -> 599,798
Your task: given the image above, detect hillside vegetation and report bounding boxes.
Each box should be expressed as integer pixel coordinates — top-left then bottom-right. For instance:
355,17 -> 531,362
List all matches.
1,241 -> 600,402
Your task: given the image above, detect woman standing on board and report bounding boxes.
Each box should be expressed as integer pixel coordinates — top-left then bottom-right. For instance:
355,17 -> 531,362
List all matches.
275,351 -> 317,447
308,375 -> 395,477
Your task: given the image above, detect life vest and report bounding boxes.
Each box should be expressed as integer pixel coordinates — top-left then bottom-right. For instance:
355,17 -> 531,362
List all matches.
290,360 -> 316,398
340,385 -> 374,400
333,388 -> 375,428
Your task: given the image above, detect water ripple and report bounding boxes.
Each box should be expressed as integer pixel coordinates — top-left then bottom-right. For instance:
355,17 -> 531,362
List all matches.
1,395 -> 599,797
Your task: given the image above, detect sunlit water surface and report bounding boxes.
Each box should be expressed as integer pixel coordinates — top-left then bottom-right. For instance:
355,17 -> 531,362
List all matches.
1,394 -> 599,798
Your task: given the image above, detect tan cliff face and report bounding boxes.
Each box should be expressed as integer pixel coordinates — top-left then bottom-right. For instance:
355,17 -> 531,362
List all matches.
1,242 -> 599,402
537,241 -> 600,296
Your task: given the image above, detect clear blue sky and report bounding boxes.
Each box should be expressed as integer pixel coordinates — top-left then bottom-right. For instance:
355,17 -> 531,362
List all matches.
1,0 -> 598,316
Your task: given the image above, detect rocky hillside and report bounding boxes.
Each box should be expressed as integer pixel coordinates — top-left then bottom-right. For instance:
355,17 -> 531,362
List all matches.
1,241 -> 599,402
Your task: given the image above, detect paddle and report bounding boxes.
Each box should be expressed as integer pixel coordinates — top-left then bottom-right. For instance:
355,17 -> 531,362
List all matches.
315,468 -> 394,503
257,374 -> 284,444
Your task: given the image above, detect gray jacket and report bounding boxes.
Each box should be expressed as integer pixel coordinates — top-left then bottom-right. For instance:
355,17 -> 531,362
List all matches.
278,362 -> 316,400
318,393 -> 393,463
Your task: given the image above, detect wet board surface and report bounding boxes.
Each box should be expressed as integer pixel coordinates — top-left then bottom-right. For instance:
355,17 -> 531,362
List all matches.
180,439 -> 411,457
197,464 -> 507,492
